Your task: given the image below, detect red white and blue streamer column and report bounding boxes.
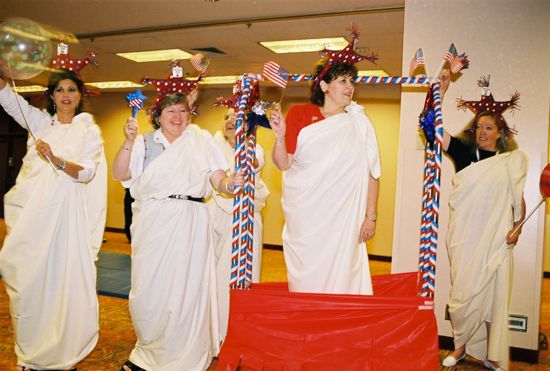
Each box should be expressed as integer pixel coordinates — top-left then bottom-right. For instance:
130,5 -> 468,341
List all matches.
245,127 -> 257,283
418,146 -> 435,292
229,74 -> 258,289
419,82 -> 443,298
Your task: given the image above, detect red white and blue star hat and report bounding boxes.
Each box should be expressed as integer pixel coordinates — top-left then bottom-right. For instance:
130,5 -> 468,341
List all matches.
457,75 -> 520,133
51,42 -> 99,94
313,23 -> 378,87
51,42 -> 97,76
141,58 -> 206,116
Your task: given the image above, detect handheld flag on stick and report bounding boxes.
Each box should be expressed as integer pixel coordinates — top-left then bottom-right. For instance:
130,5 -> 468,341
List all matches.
262,61 -> 289,88
450,53 -> 470,74
190,52 -> 210,74
434,43 -> 458,79
262,61 -> 290,103
125,89 -> 147,118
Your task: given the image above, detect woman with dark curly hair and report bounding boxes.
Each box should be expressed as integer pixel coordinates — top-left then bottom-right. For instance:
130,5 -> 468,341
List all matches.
269,59 -> 381,295
0,68 -> 107,370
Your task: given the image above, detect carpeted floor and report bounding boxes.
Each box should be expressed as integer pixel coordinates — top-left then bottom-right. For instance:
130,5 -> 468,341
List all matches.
0,225 -> 548,370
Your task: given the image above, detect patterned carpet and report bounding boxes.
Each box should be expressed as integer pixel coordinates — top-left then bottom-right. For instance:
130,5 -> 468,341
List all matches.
0,225 -> 548,370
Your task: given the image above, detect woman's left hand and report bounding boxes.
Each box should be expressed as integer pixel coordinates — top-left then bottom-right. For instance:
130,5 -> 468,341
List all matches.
35,139 -> 55,161
228,169 -> 245,192
506,226 -> 521,245
359,217 -> 376,243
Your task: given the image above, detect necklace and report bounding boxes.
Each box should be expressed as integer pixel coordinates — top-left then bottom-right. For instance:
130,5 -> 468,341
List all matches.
475,148 -> 498,161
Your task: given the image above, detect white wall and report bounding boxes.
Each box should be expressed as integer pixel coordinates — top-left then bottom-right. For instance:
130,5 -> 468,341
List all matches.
393,0 -> 550,352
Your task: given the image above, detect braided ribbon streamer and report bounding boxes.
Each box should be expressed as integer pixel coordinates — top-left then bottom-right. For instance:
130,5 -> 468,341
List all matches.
288,74 -> 430,85
418,82 -> 443,298
229,74 -> 259,289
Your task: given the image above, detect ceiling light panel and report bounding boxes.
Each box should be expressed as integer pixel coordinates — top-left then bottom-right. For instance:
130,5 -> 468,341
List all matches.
116,49 -> 193,63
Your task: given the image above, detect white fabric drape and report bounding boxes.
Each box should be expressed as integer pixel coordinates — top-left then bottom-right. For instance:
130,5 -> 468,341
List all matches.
126,125 -> 227,371
0,84 -> 106,369
282,102 -> 380,295
447,150 -> 527,369
207,131 -> 270,340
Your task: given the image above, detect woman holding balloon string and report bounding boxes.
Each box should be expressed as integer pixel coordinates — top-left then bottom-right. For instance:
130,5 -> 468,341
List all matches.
112,91 -> 244,371
436,68 -> 527,371
0,67 -> 107,370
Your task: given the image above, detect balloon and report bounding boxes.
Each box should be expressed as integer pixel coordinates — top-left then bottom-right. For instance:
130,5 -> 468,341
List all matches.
540,163 -> 550,198
0,17 -> 53,80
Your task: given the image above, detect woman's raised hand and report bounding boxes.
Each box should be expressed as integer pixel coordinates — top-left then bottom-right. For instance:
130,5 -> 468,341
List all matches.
269,105 -> 286,140
439,68 -> 451,97
124,117 -> 138,142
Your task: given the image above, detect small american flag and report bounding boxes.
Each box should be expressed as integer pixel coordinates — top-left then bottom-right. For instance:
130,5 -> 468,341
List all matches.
443,43 -> 458,63
450,52 -> 470,74
409,48 -> 426,76
190,53 -> 209,73
262,61 -> 289,88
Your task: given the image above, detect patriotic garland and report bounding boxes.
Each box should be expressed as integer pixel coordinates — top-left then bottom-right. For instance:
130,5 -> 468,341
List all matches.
418,82 -> 443,298
229,74 -> 261,289
287,74 -> 431,86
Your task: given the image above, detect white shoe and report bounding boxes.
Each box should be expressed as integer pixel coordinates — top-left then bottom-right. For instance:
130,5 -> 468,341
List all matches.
442,352 -> 465,367
483,359 -> 504,371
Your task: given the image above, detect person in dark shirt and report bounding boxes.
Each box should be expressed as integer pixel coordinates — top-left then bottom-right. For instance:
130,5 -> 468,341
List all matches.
439,69 -> 527,370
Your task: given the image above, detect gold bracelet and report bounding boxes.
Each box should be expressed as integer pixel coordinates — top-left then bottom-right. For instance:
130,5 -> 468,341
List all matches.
366,215 -> 376,222
275,138 -> 284,145
225,179 -> 232,193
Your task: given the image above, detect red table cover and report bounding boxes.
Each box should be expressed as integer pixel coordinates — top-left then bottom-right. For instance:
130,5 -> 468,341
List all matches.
217,272 -> 438,370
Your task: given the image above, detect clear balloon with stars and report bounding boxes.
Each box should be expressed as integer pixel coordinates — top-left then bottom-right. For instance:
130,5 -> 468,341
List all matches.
0,17 -> 53,80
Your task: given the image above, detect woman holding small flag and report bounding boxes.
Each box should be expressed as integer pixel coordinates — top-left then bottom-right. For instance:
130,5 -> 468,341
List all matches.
113,90 -> 244,371
268,28 -> 381,295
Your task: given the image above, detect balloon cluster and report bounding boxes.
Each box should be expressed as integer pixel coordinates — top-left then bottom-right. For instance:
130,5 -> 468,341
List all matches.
0,17 -> 54,80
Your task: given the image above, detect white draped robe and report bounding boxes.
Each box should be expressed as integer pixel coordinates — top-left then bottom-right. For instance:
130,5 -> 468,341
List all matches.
447,150 -> 527,369
207,131 -> 270,340
125,125 -> 227,371
282,102 -> 381,294
0,86 -> 106,370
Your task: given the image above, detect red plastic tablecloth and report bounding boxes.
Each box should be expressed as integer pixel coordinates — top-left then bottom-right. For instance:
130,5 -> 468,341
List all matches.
217,272 -> 438,370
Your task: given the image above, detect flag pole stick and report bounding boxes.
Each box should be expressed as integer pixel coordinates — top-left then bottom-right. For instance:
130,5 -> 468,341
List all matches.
7,62 -> 59,175
277,87 -> 286,104
432,60 -> 447,82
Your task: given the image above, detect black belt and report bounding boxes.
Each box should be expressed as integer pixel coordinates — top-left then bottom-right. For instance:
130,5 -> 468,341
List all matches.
167,194 -> 204,203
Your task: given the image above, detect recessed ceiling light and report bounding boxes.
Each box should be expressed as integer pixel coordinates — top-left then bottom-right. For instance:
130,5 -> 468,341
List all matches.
187,75 -> 241,85
260,37 -> 349,54
357,70 -> 390,77
85,81 -> 145,89
116,49 -> 193,63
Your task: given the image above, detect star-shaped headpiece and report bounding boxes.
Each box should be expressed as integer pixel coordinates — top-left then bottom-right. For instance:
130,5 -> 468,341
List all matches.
457,75 -> 520,117
141,60 -> 200,116
313,24 -> 378,87
213,77 -> 260,112
51,42 -> 97,75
